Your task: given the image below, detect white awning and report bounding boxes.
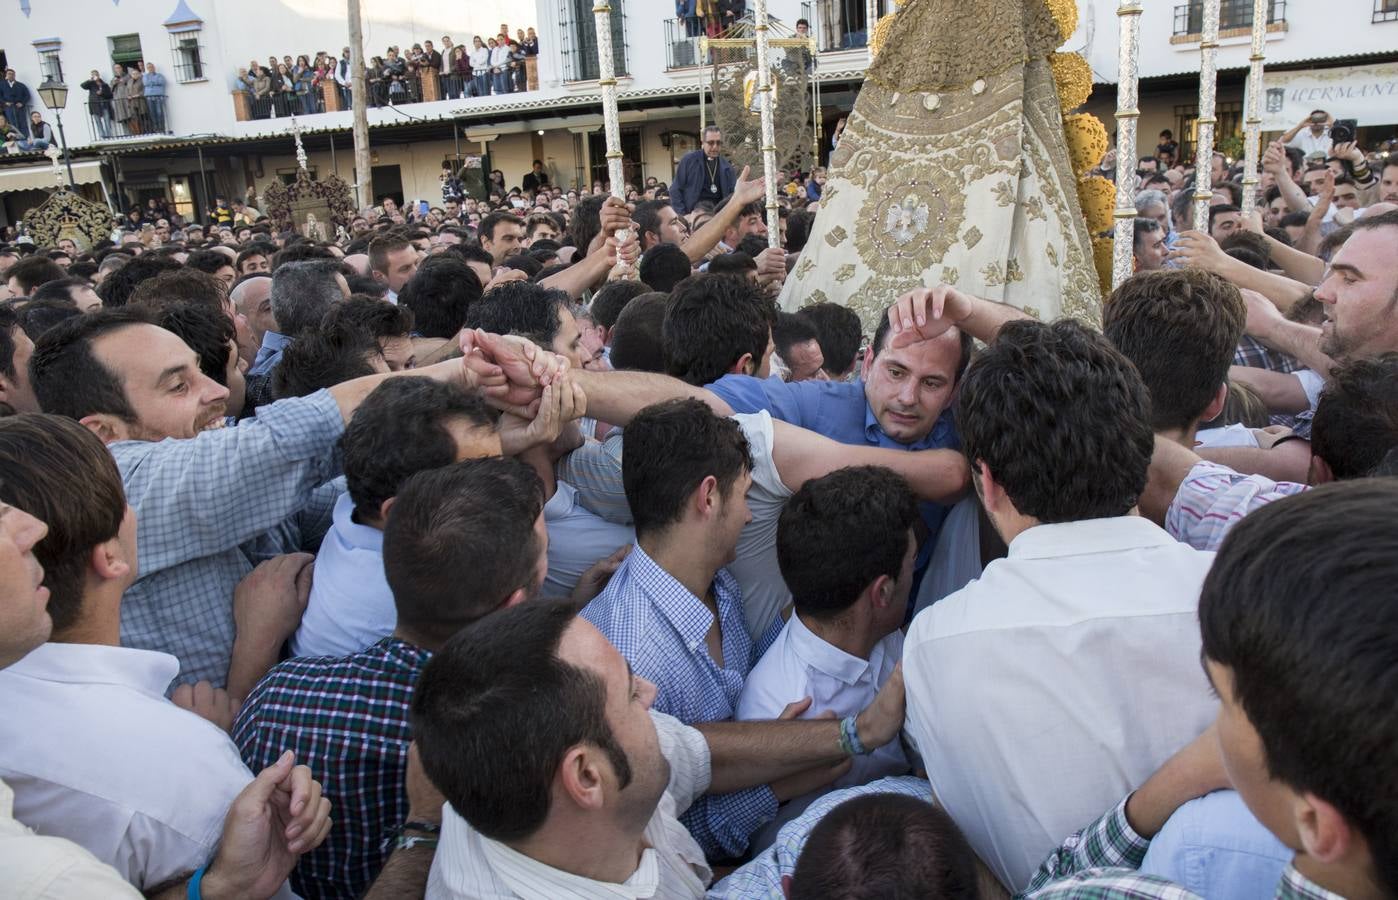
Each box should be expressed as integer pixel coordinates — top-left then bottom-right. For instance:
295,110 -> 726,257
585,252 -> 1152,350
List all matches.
1259,62 -> 1398,131
0,158 -> 105,194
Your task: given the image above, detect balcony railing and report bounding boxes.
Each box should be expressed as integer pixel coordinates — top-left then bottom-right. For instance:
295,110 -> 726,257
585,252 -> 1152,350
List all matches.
664,17 -> 708,70
1173,0 -> 1286,36
1376,0 -> 1398,23
86,96 -> 173,141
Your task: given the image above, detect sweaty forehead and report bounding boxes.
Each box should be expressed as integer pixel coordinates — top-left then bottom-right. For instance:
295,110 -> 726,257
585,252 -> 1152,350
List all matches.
875,329 -> 962,379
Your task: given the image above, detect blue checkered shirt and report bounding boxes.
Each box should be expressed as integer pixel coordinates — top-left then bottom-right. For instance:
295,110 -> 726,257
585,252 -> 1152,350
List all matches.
582,543 -> 782,859
111,390 -> 345,686
233,637 -> 429,900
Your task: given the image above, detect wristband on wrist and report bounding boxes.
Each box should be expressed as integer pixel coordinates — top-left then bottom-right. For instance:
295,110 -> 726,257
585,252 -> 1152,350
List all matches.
187,865 -> 208,900
394,834 -> 439,852
838,714 -> 869,756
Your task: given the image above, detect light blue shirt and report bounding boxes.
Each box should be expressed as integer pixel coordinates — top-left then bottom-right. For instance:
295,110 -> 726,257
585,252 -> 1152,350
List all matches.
542,480 -> 634,599
249,330 -> 291,376
1139,790 -> 1290,899
142,72 -> 166,96
290,492 -> 394,659
582,543 -> 781,858
710,776 -> 934,899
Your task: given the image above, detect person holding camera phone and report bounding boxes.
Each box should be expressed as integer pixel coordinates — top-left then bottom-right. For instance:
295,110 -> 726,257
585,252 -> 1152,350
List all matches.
1281,108 -> 1337,158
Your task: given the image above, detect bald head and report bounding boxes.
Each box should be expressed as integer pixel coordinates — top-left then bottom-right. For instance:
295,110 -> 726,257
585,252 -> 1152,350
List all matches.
231,275 -> 274,346
343,253 -> 371,277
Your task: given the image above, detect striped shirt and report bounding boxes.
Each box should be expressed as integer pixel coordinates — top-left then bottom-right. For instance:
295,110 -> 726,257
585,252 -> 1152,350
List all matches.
1165,461 -> 1309,552
232,637 -> 430,899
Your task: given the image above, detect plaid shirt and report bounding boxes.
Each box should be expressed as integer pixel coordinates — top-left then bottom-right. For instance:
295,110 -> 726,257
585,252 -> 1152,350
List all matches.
232,637 -> 429,900
582,544 -> 782,859
112,390 -> 345,686
1164,461 -> 1309,552
1233,336 -> 1300,374
1019,796 -> 1335,900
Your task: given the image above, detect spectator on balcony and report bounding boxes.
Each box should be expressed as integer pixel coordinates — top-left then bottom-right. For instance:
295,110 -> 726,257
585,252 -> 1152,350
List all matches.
0,70 -> 30,140
80,70 -> 114,140
251,66 -> 273,119
365,56 -> 386,107
446,44 -> 471,99
274,63 -> 295,116
469,37 -> 490,97
488,37 -> 510,95
383,49 -> 409,104
506,40 -> 526,92
335,47 -> 353,108
311,58 -> 332,110
110,65 -> 132,134
3,111 -> 52,153
125,66 -> 147,134
293,56 -> 316,114
142,63 -> 167,133
522,26 -> 539,56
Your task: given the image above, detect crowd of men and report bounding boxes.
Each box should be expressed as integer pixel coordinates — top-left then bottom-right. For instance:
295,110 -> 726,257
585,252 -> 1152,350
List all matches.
0,106 -> 1395,900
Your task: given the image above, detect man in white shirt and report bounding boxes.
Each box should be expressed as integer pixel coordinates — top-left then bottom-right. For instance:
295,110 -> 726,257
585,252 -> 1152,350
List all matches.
898,317 -> 1218,891
0,413 -> 331,896
1281,109 -> 1334,158
292,377 -> 501,658
414,598 -> 911,900
737,466 -> 915,841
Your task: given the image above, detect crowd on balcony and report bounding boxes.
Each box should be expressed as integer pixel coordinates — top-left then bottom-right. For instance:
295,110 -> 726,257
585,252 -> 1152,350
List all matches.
676,0 -> 750,36
78,63 -> 170,139
234,23 -> 539,119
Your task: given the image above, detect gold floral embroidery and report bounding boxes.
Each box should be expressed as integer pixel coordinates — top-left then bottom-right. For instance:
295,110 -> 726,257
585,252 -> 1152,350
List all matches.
825,226 -> 849,248
1045,243 -> 1059,267
981,262 -> 1005,286
795,255 -> 817,279
1006,258 -> 1024,282
834,263 -> 858,283
1024,196 -> 1046,221
941,266 -> 959,284
992,180 -> 1016,207
963,226 -> 983,249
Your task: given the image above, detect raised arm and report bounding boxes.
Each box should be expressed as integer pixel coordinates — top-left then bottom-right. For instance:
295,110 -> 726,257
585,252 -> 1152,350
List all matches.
1263,139 -> 1311,215
885,284 -> 1032,349
1235,288 -> 1335,378
1170,231 -> 1313,313
681,165 -> 766,263
769,418 -> 970,504
569,367 -> 733,425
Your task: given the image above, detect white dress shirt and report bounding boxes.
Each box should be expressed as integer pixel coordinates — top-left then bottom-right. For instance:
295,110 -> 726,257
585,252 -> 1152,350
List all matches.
0,778 -> 142,899
0,643 -> 257,890
428,711 -> 712,899
903,516 -> 1218,891
1286,128 -> 1332,158
469,47 -> 490,70
736,614 -> 909,845
544,479 -> 635,599
292,491 -> 395,659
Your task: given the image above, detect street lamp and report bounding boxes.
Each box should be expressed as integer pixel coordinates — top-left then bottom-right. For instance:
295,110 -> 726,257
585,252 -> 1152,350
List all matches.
36,79 -> 76,190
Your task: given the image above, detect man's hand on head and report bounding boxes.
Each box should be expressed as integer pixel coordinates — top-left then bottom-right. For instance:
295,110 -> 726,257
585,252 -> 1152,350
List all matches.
887,285 -> 974,349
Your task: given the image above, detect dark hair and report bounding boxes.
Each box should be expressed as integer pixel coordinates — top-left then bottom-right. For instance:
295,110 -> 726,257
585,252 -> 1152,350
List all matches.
1131,216 -> 1162,250
1207,203 -> 1241,233
398,256 -> 483,339
270,241 -> 337,272
270,260 -> 344,335
6,256 -> 66,295
127,268 -> 227,315
778,467 -> 918,619
797,302 -> 862,377
1198,481 -> 1398,896
1279,211 -> 1309,230
385,458 -> 546,642
94,254 -> 183,308
500,253 -> 543,278
1103,269 -> 1246,432
771,310 -> 820,360
412,599 -> 631,842
271,323 -> 381,399
342,378 -> 494,520
631,199 -> 670,245
480,211 -> 525,242
464,281 -> 567,347
785,209 -> 815,254
608,292 -> 669,373
1311,353 -> 1398,480
447,243 -> 495,270
154,302 -> 235,386
321,295 -> 414,340
735,234 -> 770,260
14,299 -> 82,340
662,274 -> 769,386
957,319 -> 1154,522
0,306 -> 15,383
30,308 -> 153,421
637,242 -> 692,293
0,414 -> 127,634
367,235 -> 412,276
707,251 -> 757,277
1349,207 -> 1398,237
235,247 -> 269,271
29,277 -> 90,306
185,249 -> 233,277
1219,231 -> 1271,269
569,194 -> 606,257
623,398 -> 752,537
789,793 -> 980,900
589,280 -> 650,331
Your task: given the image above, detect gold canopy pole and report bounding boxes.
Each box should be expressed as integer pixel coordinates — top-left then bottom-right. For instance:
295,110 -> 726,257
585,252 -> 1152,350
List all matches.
1240,0 -> 1269,215
1111,1 -> 1143,288
1192,0 -> 1222,232
754,0 -> 780,248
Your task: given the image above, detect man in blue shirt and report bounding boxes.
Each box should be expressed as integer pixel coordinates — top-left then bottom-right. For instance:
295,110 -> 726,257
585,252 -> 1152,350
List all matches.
708,284 -> 1027,550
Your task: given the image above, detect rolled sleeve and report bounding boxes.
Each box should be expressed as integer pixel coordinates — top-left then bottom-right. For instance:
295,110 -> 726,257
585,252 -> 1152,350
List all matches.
1165,461 -> 1308,552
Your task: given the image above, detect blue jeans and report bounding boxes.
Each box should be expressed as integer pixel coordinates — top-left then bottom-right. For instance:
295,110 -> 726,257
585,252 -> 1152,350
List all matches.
492,71 -> 509,94
473,73 -> 490,97
147,96 -> 166,131
93,111 -> 112,139
17,138 -> 50,152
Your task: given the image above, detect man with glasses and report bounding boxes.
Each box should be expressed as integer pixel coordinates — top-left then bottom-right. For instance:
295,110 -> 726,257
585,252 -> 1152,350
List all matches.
673,125 -> 737,216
